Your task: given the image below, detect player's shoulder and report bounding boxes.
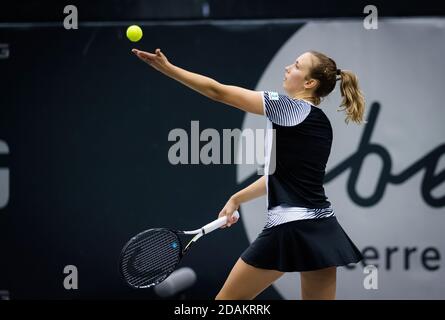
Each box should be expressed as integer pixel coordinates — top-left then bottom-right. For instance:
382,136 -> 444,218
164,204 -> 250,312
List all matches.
263,91 -> 312,106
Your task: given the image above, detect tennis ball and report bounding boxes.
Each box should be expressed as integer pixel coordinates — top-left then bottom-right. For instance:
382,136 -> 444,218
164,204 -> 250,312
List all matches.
126,25 -> 143,42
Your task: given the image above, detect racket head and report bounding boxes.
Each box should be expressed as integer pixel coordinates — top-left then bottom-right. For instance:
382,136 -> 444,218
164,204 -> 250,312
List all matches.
119,228 -> 183,289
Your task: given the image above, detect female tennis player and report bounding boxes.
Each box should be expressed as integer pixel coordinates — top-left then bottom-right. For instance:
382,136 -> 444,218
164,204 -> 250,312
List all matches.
132,48 -> 364,300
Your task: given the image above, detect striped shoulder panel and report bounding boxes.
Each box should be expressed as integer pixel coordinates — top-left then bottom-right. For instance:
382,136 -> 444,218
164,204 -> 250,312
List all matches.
262,91 -> 311,126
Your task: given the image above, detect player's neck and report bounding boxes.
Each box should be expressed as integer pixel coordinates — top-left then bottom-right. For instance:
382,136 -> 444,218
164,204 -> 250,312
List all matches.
292,92 -> 316,106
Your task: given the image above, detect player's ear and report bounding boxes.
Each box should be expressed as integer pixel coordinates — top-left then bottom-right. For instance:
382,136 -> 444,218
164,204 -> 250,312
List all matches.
304,78 -> 318,90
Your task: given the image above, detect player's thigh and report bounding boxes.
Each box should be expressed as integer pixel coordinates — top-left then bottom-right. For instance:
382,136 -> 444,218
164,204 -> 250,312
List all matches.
215,258 -> 284,300
300,266 -> 337,300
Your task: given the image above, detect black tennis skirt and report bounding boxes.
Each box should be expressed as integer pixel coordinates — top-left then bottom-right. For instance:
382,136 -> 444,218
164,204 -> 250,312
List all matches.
240,216 -> 363,272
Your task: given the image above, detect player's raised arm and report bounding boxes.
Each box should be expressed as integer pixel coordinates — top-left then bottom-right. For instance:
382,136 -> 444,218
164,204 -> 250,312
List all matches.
132,48 -> 264,115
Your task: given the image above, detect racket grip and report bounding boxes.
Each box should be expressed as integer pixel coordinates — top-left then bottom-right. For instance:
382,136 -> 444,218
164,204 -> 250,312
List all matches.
202,210 -> 240,234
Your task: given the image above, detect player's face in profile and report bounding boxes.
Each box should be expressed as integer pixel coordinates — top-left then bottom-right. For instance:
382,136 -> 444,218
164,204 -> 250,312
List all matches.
283,52 -> 313,96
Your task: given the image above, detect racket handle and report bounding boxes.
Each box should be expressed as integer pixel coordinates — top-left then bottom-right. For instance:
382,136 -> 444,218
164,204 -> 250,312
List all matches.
202,210 -> 240,234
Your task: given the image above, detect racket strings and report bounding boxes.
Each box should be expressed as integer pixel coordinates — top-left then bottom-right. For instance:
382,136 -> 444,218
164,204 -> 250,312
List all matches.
121,229 -> 181,288
122,232 -> 178,287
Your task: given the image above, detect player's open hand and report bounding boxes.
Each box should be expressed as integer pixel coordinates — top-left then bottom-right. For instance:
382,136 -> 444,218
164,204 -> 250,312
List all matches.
218,198 -> 240,228
132,48 -> 171,74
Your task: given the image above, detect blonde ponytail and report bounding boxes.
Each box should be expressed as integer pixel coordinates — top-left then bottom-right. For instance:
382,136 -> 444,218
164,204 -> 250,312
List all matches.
338,70 -> 366,124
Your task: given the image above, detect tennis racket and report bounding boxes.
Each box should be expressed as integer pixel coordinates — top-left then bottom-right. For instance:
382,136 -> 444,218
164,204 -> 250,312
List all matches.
119,210 -> 240,289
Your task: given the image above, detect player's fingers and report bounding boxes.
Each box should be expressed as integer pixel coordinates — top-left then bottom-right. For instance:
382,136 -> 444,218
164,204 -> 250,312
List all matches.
135,54 -> 147,62
137,56 -> 153,66
226,212 -> 235,227
139,51 -> 153,60
218,210 -> 227,228
224,212 -> 234,228
155,49 -> 168,63
132,50 -> 147,60
227,215 -> 238,227
224,213 -> 231,228
132,49 -> 153,59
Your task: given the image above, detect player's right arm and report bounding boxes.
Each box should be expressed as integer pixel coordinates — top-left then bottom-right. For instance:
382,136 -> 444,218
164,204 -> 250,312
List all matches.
132,48 -> 264,115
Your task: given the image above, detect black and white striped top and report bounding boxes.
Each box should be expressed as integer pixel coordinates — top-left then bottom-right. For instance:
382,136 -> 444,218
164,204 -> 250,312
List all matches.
261,91 -> 334,229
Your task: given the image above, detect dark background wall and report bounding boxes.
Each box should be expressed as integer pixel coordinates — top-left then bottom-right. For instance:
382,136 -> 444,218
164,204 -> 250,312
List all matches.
1,0 -> 445,22
0,18 -> 300,299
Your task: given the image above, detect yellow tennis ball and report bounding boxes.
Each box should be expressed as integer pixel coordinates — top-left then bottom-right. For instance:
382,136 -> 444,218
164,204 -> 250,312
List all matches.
126,25 -> 143,42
